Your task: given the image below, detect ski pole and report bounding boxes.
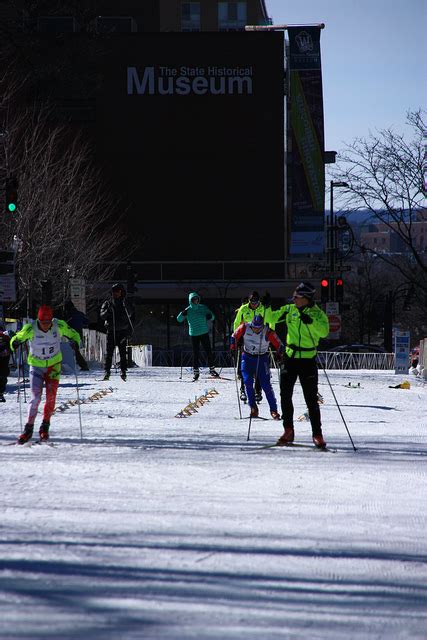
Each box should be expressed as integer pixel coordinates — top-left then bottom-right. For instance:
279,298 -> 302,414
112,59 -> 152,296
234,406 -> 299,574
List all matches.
307,325 -> 357,451
233,347 -> 242,420
269,347 -> 280,384
247,331 -> 263,441
112,302 -> 118,374
17,346 -> 23,431
179,319 -> 187,380
22,343 -> 28,403
18,343 -> 27,403
123,300 -> 134,336
73,350 -> 83,440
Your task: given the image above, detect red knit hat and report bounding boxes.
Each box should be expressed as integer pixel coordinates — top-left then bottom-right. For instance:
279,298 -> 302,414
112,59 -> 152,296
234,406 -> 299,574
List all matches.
37,305 -> 53,321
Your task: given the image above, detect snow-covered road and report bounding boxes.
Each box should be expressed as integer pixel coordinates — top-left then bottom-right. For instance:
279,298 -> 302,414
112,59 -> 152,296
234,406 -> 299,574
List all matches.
1,367 -> 426,639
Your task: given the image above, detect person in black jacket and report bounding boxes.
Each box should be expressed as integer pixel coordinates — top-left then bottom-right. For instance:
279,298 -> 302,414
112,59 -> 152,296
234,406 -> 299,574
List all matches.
100,284 -> 134,381
0,320 -> 14,402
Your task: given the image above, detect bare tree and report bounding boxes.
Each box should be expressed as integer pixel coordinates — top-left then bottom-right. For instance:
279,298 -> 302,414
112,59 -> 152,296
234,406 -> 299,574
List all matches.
331,109 -> 427,308
0,98 -> 131,314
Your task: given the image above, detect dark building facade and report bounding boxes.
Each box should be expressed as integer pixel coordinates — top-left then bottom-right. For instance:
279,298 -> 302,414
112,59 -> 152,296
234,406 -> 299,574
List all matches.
2,1 -> 331,354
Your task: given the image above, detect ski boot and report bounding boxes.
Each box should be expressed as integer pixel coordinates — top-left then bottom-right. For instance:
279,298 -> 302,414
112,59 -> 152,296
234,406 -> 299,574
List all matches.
0,393 -> 5,402
120,371 -> 127,381
255,390 -> 263,403
39,421 -> 50,441
270,410 -> 281,420
193,369 -> 200,381
18,423 -> 34,445
276,426 -> 295,446
250,405 -> 259,418
312,432 -> 327,449
240,386 -> 247,403
209,368 -> 220,378
103,371 -> 110,381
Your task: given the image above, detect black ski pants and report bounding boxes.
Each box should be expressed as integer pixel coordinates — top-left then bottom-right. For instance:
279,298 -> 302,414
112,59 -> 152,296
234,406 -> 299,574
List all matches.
280,356 -> 322,435
191,332 -> 214,371
105,330 -> 128,374
0,356 -> 9,394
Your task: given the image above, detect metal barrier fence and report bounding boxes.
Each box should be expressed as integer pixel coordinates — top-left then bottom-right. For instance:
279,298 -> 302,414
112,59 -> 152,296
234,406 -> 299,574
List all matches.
152,349 -> 396,370
81,329 -> 107,364
79,331 -> 397,371
317,351 -> 395,370
152,350 -> 233,368
131,345 -> 153,367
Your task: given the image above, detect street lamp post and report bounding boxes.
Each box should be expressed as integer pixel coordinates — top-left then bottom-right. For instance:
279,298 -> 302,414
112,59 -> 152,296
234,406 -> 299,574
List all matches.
329,181 -> 349,274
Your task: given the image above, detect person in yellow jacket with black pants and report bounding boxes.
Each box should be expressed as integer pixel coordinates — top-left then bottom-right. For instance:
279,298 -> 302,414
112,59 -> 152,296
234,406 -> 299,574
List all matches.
273,282 -> 330,449
10,305 -> 81,444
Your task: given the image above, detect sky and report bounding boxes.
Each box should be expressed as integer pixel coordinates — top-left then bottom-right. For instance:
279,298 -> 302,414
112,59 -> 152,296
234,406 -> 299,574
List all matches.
266,0 -> 427,154
1,364 -> 426,639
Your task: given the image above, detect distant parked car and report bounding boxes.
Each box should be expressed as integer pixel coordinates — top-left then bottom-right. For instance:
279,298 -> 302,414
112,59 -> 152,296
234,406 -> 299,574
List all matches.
327,343 -> 386,354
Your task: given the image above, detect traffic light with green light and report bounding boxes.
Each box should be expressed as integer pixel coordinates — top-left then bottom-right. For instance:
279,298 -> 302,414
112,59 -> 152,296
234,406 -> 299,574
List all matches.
5,177 -> 18,213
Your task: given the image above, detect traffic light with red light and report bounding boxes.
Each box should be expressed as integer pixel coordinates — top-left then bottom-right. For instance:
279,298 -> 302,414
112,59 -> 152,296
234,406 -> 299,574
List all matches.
5,176 -> 18,213
335,278 -> 344,302
320,278 -> 330,303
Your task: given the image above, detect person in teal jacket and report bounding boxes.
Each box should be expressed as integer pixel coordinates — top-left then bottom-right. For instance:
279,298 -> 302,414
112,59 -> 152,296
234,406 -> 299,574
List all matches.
177,292 -> 219,381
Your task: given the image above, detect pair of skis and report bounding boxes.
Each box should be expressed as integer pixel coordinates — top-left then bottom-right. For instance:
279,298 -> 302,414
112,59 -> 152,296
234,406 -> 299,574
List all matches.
6,439 -> 56,448
249,441 -> 336,453
190,375 -> 232,382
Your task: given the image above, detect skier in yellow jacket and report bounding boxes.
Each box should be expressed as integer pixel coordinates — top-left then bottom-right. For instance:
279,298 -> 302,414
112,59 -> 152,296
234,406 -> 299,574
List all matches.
10,305 -> 80,444
273,282 -> 330,449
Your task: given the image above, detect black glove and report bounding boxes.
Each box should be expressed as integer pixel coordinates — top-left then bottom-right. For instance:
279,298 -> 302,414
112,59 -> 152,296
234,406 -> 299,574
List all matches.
261,292 -> 271,307
299,313 -> 313,325
181,310 -> 188,317
275,346 -> 285,363
206,313 -> 213,320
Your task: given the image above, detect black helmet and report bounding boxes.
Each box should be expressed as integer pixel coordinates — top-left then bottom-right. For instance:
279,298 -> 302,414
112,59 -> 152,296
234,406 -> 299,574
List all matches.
294,282 -> 316,300
111,283 -> 126,295
248,291 -> 260,305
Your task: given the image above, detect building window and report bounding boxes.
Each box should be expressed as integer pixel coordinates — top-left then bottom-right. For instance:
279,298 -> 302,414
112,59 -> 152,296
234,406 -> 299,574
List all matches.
218,2 -> 247,31
181,2 -> 201,31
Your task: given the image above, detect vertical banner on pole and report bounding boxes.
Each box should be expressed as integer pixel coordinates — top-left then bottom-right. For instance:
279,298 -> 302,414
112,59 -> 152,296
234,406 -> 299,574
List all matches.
70,278 -> 86,314
394,331 -> 410,374
287,26 -> 325,255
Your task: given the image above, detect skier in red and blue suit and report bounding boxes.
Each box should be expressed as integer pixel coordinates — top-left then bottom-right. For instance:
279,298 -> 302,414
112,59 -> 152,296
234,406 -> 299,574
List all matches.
231,315 -> 283,419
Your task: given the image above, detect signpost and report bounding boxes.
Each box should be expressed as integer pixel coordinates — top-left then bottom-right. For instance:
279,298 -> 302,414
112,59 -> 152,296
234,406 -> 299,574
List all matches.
325,302 -> 341,339
394,331 -> 410,374
327,314 -> 341,339
0,275 -> 16,303
0,250 -> 16,303
70,278 -> 86,313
